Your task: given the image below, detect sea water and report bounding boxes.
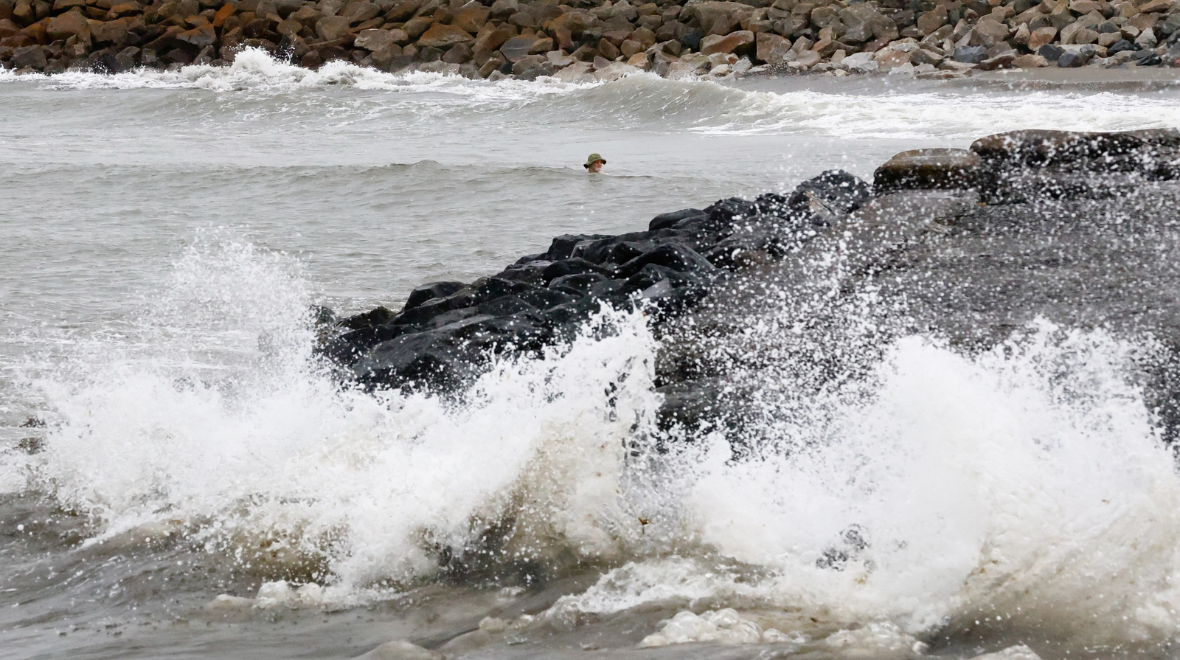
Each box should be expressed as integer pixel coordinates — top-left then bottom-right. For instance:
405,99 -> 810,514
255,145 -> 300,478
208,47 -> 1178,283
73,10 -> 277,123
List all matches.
3,51 -> 1180,659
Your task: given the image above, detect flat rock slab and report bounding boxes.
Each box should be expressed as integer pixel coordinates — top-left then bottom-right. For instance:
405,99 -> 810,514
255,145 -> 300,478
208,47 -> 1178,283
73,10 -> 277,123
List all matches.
874,148 -> 982,195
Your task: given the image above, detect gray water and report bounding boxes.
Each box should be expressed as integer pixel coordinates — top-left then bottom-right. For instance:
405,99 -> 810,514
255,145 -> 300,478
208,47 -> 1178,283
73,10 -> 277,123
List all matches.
4,52 -> 1180,660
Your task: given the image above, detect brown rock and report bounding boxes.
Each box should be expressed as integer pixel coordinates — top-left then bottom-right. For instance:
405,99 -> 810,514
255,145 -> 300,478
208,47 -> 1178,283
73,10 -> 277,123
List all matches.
1069,0 -> 1103,13
690,0 -> 755,35
144,24 -> 182,50
839,4 -> 899,42
212,3 -> 234,27
875,47 -> 912,69
625,51 -> 647,68
699,28 -> 753,55
630,26 -> 656,48
11,0 -> 31,25
1012,23 -> 1030,45
369,43 -> 404,69
1128,12 -> 1158,30
1,33 -> 32,47
316,15 -> 350,40
89,17 -> 127,43
972,18 -> 1010,46
51,0 -> 84,9
300,48 -> 323,67
1138,0 -> 1173,11
242,18 -> 270,39
441,41 -> 470,62
417,22 -> 472,48
910,47 -> 943,65
21,20 -> 47,45
1074,26 -> 1100,43
1012,52 -> 1049,67
0,18 -> 19,37
354,27 -> 392,50
810,5 -> 840,30
177,22 -> 214,47
548,10 -> 595,39
472,25 -> 508,51
400,14 -> 432,39
788,49 -> 819,68
510,52 -> 543,73
977,51 -> 1016,69
755,30 -> 791,63
874,148 -> 982,194
385,0 -> 419,23
46,9 -> 88,40
597,36 -> 618,59
917,5 -> 947,34
619,37 -> 642,57
340,1 -> 380,25
277,18 -> 302,36
477,49 -> 504,76
451,5 -> 487,33
1028,25 -> 1057,49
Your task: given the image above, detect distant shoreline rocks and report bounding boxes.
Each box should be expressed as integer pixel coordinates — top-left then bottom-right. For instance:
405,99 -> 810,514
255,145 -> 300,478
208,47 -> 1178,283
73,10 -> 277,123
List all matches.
1,0 -> 1179,79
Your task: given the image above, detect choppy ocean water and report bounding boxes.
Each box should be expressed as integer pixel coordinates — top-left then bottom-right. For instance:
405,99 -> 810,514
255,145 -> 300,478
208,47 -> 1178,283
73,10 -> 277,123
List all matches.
4,50 -> 1180,659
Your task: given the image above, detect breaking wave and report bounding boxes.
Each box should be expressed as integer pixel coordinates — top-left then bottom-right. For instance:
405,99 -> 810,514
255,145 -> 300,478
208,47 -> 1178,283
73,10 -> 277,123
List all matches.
3,48 -> 1179,139
5,234 -> 1180,655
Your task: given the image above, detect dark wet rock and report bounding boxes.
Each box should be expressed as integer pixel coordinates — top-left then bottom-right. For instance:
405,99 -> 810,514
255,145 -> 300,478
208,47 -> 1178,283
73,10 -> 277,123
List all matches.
969,129 -> 1180,202
649,208 -> 705,231
1056,48 -> 1092,67
326,169 -> 872,393
326,135 -> 1180,449
405,281 -> 466,311
1037,43 -> 1063,61
788,169 -> 873,217
10,43 -> 45,68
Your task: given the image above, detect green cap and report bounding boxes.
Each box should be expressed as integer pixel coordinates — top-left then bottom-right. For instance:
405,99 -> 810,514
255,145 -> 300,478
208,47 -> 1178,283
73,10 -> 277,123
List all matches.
584,153 -> 606,168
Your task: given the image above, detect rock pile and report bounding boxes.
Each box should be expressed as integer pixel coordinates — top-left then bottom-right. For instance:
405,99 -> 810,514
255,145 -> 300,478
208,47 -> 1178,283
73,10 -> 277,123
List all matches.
322,129 -> 1180,439
1,0 -> 1178,77
323,169 -> 871,391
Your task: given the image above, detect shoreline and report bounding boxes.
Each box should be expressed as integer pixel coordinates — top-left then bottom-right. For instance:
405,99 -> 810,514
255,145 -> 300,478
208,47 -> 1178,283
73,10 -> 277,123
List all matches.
2,0 -> 1179,80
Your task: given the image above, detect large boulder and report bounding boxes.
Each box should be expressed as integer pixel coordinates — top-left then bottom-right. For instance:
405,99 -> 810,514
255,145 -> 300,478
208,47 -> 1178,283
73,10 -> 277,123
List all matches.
689,1 -> 756,35
45,9 -> 88,40
700,29 -> 753,55
838,4 -> 898,43
10,43 -> 45,69
874,149 -> 983,195
315,15 -> 352,40
417,23 -> 473,48
354,28 -> 396,51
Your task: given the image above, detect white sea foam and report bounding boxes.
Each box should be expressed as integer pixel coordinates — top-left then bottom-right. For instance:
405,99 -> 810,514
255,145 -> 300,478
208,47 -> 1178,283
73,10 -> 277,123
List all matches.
551,325 -> 1180,650
3,49 -> 1178,141
12,238 -> 660,594
9,232 -> 1180,652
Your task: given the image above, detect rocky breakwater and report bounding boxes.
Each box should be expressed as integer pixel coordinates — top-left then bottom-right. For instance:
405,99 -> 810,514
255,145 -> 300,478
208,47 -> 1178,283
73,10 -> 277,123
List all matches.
324,129 -> 1180,443
321,168 -> 871,392
2,0 -> 1179,78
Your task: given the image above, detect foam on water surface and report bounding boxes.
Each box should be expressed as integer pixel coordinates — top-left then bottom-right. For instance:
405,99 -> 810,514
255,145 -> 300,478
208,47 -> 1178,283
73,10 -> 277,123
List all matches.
7,237 -> 1180,654
5,53 -> 1180,656
3,49 -> 1179,141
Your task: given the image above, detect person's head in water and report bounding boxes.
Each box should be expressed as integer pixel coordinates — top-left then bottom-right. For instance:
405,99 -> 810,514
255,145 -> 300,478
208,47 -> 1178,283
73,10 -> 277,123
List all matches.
584,153 -> 606,173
